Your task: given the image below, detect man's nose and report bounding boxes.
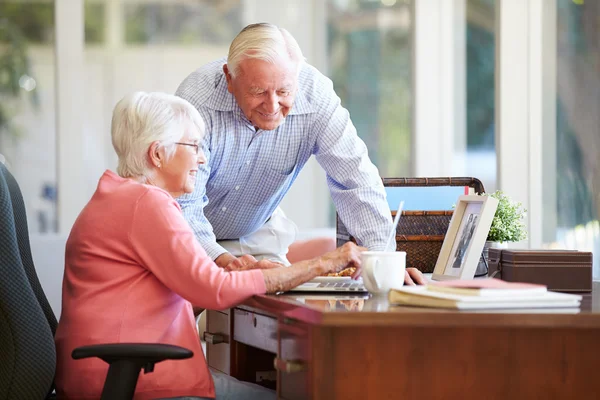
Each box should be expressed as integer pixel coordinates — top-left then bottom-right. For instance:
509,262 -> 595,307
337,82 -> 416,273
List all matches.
264,93 -> 278,113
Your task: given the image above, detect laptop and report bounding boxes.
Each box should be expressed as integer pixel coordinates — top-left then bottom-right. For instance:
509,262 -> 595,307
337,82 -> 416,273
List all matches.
287,276 -> 368,293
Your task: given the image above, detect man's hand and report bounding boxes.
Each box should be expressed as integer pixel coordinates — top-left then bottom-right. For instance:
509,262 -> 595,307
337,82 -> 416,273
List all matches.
215,253 -> 258,271
404,267 -> 427,286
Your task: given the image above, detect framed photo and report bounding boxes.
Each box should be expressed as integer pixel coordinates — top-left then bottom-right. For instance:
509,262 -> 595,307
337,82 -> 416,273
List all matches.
432,195 -> 499,281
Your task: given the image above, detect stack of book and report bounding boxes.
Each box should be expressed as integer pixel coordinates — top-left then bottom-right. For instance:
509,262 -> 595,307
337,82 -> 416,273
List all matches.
388,279 -> 582,310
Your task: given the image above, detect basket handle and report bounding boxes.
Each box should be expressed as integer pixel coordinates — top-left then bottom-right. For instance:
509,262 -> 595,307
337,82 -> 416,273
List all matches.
382,177 -> 485,194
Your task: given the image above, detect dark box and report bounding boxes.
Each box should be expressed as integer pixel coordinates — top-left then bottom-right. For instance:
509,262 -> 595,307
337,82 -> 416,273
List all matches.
487,249 -> 593,292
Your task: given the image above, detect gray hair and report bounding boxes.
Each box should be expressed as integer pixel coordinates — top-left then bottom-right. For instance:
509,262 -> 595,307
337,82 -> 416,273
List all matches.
227,23 -> 305,78
111,91 -> 205,179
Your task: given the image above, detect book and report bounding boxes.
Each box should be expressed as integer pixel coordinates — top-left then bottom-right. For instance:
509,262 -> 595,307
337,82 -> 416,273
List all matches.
388,284 -> 582,310
426,278 -> 547,298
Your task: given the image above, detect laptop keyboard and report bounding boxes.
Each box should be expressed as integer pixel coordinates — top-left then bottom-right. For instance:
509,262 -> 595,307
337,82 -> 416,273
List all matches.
318,282 -> 366,291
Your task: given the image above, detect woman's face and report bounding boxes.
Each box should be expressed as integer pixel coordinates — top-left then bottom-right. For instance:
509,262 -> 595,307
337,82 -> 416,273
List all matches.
157,130 -> 205,198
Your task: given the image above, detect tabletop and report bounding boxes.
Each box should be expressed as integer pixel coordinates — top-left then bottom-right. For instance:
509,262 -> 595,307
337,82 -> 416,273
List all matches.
239,281 -> 600,328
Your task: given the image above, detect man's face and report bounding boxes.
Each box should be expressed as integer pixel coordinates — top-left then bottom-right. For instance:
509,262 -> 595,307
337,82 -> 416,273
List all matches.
224,57 -> 298,131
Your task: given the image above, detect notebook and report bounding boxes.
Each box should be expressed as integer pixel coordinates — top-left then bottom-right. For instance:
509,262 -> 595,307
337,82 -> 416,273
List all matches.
287,276 -> 368,293
388,279 -> 582,310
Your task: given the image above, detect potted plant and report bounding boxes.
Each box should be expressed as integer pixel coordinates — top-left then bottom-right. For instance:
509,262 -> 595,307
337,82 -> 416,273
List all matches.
476,190 -> 528,276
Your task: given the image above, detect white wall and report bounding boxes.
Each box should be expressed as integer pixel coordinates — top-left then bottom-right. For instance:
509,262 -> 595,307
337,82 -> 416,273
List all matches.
30,234 -> 66,318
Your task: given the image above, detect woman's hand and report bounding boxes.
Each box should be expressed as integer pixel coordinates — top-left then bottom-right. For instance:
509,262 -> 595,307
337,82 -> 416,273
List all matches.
261,242 -> 365,294
254,260 -> 286,270
320,242 -> 366,278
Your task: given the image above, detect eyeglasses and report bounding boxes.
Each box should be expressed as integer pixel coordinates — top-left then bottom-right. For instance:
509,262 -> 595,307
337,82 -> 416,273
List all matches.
175,142 -> 200,155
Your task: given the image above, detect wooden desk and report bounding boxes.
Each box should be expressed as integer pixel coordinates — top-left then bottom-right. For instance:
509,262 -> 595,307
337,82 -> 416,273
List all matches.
206,283 -> 600,399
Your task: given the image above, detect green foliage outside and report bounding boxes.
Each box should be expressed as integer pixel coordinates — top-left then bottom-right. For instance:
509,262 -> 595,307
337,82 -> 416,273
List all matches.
0,1 -> 104,144
0,17 -> 38,141
0,2 -> 104,45
485,190 -> 528,243
328,2 -> 412,178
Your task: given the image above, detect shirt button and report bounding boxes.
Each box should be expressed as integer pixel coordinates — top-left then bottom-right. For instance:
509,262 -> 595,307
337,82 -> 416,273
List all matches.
235,185 -> 240,190
221,207 -> 227,212
245,160 -> 250,165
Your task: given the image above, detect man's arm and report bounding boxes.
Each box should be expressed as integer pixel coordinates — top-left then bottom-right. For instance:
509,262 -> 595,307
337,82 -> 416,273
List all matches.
311,77 -> 393,251
177,135 -> 272,271
177,138 -> 229,261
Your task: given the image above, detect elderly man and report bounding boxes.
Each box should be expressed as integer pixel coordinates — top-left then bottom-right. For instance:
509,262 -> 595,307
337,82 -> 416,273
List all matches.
176,23 -> 424,284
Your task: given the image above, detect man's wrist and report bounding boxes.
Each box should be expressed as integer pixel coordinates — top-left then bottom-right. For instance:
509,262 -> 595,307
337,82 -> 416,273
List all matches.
202,240 -> 229,261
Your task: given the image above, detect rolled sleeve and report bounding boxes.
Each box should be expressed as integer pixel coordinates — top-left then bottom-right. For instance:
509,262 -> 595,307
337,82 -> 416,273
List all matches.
312,77 -> 393,250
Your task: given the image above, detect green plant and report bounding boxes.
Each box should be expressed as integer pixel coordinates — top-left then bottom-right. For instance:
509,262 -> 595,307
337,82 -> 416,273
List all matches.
485,190 -> 528,243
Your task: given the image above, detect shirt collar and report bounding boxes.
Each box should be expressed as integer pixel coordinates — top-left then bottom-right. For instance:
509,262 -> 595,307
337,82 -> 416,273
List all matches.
203,69 -> 315,116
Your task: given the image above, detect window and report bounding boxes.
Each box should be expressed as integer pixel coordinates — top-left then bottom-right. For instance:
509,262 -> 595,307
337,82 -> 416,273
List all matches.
326,0 -> 412,177
546,0 -> 600,274
124,1 -> 242,45
465,0 -> 496,191
0,1 -> 57,233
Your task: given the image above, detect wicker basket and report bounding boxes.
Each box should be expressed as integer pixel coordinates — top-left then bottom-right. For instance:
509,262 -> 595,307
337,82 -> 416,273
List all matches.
336,177 -> 485,273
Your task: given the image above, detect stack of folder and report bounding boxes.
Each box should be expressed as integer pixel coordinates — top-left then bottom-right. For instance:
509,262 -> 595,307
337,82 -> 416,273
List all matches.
388,278 -> 582,310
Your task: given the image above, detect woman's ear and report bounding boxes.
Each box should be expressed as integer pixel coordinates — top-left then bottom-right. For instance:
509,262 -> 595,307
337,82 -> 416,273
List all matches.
148,141 -> 164,169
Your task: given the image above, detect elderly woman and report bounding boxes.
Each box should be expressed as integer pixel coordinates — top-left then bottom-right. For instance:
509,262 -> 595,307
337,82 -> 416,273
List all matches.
54,92 -> 363,400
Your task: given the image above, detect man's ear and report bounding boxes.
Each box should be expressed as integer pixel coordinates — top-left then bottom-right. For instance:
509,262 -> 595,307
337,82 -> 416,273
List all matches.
223,64 -> 234,94
148,141 -> 164,168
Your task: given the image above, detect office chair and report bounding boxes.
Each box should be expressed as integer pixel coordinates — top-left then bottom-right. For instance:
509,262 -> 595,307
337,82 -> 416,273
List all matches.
0,164 -> 193,400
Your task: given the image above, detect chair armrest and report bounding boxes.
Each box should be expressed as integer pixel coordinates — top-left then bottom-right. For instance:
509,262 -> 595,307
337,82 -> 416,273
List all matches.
72,343 -> 192,366
72,343 -> 193,400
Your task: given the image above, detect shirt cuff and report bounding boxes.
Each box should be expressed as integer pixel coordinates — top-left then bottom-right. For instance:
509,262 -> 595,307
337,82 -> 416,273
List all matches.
367,241 -> 396,252
200,240 -> 229,261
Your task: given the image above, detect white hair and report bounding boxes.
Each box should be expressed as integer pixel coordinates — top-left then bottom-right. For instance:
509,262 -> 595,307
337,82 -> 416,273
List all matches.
111,91 -> 205,179
227,23 -> 305,78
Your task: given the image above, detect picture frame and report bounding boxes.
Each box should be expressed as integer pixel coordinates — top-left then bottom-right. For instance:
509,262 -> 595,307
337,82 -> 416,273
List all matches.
432,194 -> 499,281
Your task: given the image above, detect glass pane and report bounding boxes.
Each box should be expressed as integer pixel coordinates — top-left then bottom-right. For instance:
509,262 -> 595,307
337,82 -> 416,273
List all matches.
546,0 -> 600,275
85,1 -> 105,44
0,2 -> 54,44
0,2 -> 104,45
124,1 -> 242,45
0,0 -> 57,233
465,0 -> 496,191
82,0 -> 243,196
326,0 -> 412,177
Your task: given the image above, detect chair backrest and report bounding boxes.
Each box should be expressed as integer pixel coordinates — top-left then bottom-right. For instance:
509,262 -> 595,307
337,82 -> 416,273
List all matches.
0,164 -> 56,399
2,164 -> 58,335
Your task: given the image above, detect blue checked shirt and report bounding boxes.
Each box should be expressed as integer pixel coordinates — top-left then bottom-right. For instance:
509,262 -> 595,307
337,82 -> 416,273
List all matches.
175,58 -> 393,260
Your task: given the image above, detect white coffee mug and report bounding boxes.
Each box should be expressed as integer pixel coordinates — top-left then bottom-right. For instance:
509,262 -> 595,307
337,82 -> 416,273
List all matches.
361,251 -> 406,295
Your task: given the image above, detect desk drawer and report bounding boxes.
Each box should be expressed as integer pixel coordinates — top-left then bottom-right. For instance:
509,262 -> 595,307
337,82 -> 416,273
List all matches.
206,310 -> 230,374
233,309 -> 277,353
277,320 -> 310,400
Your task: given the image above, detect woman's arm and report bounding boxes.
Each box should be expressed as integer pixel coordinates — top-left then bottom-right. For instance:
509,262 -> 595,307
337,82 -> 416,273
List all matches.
261,242 -> 363,293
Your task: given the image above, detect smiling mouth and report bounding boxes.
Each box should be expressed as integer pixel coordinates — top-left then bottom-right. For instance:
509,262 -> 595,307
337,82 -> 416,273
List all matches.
257,110 -> 280,118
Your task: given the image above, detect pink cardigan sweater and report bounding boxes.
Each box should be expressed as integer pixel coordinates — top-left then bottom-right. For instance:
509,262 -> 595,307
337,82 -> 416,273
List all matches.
55,170 -> 266,399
